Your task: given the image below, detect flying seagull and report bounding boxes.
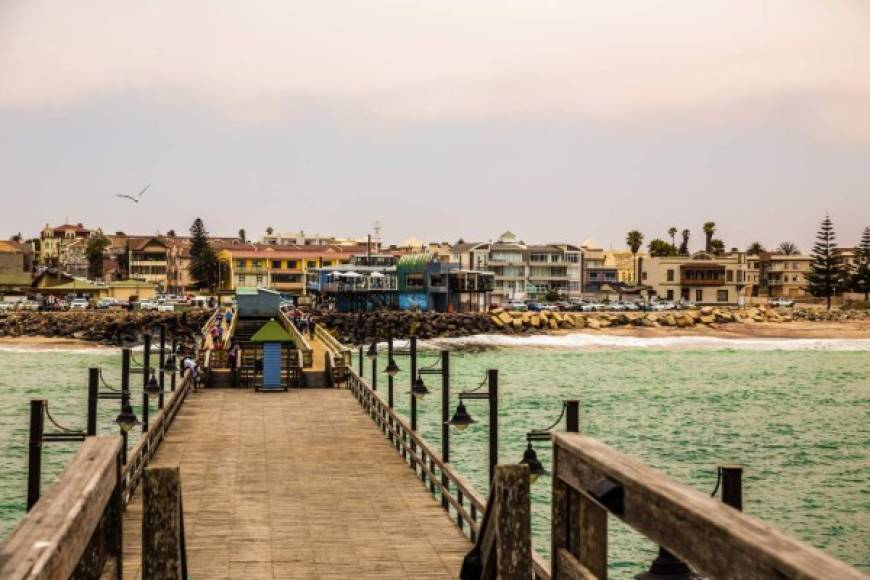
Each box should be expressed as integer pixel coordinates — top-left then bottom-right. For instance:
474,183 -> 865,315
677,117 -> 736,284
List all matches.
115,184 -> 150,203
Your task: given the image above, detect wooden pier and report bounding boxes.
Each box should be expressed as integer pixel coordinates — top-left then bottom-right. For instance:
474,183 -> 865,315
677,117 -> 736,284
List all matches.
120,388 -> 470,579
1,309 -> 867,580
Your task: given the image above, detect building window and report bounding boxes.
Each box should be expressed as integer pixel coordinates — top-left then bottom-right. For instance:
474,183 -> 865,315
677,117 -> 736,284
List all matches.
666,289 -> 674,300
256,275 -> 263,285
695,289 -> 703,302
642,272 -> 647,281
288,260 -> 297,269
307,260 -> 317,268
272,260 -> 282,269
717,289 -> 729,302
566,254 -> 579,263
252,260 -> 261,268
666,269 -> 674,282
727,270 -> 734,282
237,275 -> 244,285
235,260 -> 245,269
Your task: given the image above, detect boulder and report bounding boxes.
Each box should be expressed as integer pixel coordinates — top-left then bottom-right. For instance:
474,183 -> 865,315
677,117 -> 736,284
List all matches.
549,318 -> 559,330
699,315 -> 716,324
660,314 -> 677,326
586,318 -> 601,330
700,306 -> 714,316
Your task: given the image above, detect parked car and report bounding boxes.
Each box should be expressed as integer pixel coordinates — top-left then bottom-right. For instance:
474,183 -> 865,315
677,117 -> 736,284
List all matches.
621,301 -> 640,311
606,301 -> 626,311
96,298 -> 118,309
157,303 -> 176,312
70,298 -> 90,310
768,298 -> 795,308
677,300 -> 697,310
503,300 -> 528,312
139,300 -> 159,311
580,301 -> 605,312
650,301 -> 676,311
551,301 -> 572,311
525,301 -> 545,312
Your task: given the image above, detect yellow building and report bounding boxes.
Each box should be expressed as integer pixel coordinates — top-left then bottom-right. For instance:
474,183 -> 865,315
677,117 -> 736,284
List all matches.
604,250 -> 646,284
218,245 -> 364,296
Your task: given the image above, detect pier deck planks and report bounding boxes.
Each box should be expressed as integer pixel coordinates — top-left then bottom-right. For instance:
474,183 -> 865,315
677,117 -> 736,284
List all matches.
121,388 -> 470,579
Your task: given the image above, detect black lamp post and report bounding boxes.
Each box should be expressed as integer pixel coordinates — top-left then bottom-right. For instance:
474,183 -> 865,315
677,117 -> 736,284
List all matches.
448,369 -> 498,484
384,331 -> 399,409
518,399 -> 579,484
367,341 -> 378,391
158,324 -> 166,409
142,333 -> 151,432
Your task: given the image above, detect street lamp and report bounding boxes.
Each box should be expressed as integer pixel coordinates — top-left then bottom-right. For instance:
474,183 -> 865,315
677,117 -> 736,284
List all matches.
384,358 -> 400,377
519,442 -> 547,483
366,342 -> 378,360
114,403 -> 141,433
447,401 -> 475,431
448,369 -> 497,483
144,370 -> 161,400
163,355 -> 177,374
411,374 -> 430,399
518,400 -> 579,484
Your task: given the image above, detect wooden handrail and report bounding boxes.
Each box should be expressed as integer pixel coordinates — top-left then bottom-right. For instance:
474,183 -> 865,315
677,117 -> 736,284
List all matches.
277,310 -> 314,367
0,438 -> 123,579
315,325 -> 351,366
346,369 -> 551,579
551,433 -> 866,580
121,369 -> 194,505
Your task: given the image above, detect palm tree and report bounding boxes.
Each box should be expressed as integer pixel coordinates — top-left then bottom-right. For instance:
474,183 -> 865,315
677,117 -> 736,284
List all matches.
626,230 -> 644,284
778,241 -> 799,255
746,242 -> 765,255
679,229 -> 690,256
702,222 -> 716,253
239,228 -> 247,243
668,227 -> 677,250
266,226 -> 274,236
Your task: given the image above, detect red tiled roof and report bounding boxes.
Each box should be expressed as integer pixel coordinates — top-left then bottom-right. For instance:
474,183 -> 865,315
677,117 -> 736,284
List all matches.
52,223 -> 90,234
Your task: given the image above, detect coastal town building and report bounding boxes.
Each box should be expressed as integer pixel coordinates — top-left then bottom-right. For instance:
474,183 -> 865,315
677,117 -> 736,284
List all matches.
0,241 -> 33,293
450,231 -> 582,301
217,244 -> 366,296
37,223 -> 95,275
603,249 -> 645,285
581,241 -> 619,295
261,229 -> 378,251
307,252 -> 494,312
746,253 -> 813,298
642,251 -> 749,305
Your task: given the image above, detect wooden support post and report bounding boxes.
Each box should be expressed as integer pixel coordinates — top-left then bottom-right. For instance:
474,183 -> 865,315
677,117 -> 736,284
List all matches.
142,467 -> 187,580
26,399 -> 45,511
87,367 -> 99,436
721,465 -> 743,511
481,465 -> 532,579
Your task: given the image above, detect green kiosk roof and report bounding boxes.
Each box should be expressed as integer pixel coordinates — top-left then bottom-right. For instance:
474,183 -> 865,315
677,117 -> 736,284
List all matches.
250,319 -> 293,343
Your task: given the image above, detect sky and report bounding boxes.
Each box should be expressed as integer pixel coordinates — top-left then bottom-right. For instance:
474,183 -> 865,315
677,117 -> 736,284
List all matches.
1,0 -> 869,252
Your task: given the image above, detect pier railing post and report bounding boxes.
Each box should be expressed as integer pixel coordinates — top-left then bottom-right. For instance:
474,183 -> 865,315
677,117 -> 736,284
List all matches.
566,400 -> 579,433
142,466 -> 188,580
441,350 -> 450,509
142,333 -> 151,433
26,399 -> 45,511
488,369 -> 498,485
87,367 -> 99,437
358,346 -> 363,378
387,334 -> 394,409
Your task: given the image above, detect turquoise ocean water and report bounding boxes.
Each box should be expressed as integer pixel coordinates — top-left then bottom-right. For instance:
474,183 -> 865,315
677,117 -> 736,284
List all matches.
1,337 -> 868,575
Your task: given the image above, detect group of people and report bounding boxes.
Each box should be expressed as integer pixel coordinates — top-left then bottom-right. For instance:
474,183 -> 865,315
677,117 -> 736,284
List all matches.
209,308 -> 234,350
290,308 -> 317,338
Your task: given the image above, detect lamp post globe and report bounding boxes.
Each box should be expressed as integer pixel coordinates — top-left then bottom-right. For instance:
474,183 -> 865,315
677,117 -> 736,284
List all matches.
114,403 -> 141,433
366,342 -> 378,360
163,355 -> 177,374
384,358 -> 400,377
144,370 -> 161,400
519,442 -> 547,483
411,375 -> 430,399
447,402 -> 476,431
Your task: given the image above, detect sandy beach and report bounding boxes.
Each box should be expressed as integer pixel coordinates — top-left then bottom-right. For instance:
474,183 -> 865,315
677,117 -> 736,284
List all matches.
0,336 -> 114,350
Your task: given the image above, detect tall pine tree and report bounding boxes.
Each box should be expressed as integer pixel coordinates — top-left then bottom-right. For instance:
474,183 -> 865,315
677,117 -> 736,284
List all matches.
806,215 -> 844,310
851,226 -> 870,301
188,218 -> 220,290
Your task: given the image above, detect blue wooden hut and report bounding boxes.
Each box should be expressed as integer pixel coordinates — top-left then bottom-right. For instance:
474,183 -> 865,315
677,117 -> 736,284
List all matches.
250,318 -> 293,391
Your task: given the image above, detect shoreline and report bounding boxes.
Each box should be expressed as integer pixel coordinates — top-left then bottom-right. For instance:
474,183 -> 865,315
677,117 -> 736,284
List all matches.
0,336 -> 116,351
552,319 -> 870,340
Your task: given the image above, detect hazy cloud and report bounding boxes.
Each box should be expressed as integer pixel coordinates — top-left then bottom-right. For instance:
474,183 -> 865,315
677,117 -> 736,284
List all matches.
2,0 -> 869,140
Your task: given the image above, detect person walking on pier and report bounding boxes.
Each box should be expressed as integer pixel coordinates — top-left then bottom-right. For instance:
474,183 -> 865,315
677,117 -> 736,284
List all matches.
308,315 -> 316,338
224,308 -> 233,328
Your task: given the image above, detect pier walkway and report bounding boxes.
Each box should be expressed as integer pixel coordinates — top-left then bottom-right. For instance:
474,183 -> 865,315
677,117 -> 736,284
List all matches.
120,388 -> 470,579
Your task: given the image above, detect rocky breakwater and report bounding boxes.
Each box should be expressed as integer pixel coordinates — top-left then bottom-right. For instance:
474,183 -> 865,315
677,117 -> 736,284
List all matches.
0,310 -> 213,345
318,306 -> 868,344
